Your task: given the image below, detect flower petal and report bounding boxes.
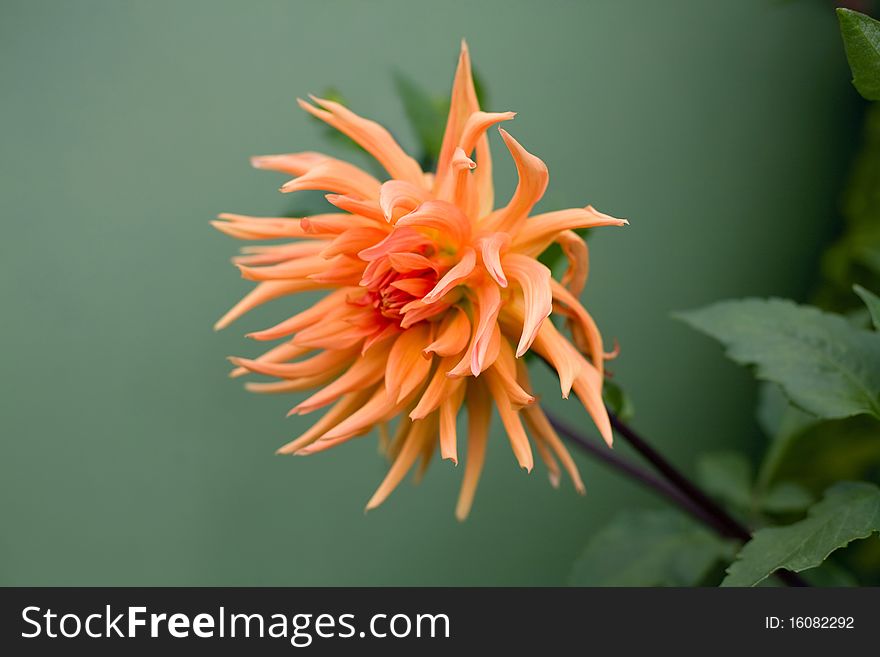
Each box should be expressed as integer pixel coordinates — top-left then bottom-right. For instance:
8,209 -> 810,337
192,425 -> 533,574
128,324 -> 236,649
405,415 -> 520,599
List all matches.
280,158 -> 382,200
422,247 -> 475,303
483,129 -> 548,233
298,96 -> 424,186
504,253 -> 552,357
455,379 -> 491,520
379,180 -> 431,222
365,416 -> 436,511
385,323 -> 433,403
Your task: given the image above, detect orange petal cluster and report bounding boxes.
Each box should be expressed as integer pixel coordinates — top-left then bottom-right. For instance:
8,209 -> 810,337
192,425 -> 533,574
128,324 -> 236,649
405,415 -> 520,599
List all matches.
215,42 -> 627,519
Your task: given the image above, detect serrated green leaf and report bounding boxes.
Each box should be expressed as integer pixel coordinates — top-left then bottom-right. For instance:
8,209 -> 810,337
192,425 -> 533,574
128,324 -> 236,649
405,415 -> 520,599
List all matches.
569,509 -> 735,587
837,9 -> 880,101
854,284 -> 880,330
696,451 -> 753,511
678,298 -> 880,420
722,482 -> 880,587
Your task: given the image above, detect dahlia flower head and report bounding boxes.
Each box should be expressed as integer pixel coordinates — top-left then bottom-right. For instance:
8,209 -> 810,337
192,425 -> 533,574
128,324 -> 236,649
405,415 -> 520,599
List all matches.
214,42 -> 627,519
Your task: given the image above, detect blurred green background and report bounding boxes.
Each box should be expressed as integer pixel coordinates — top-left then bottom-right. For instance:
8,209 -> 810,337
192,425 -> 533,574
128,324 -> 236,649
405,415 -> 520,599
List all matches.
0,0 -> 860,585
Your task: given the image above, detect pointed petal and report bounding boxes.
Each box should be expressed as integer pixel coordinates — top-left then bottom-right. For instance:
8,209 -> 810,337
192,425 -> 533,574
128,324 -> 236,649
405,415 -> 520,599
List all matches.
455,379 -> 491,520
439,378 -> 465,464
485,367 -> 534,472
276,388 -> 375,454
479,232 -> 510,287
385,323 -> 433,403
379,180 -> 431,222
435,40 -> 481,195
514,205 -> 628,255
504,253 -> 553,357
522,403 -> 586,494
280,158 -> 381,200
214,280 -> 318,331
395,200 -> 470,245
298,97 -> 424,186
484,129 -> 548,233
365,417 -> 435,510
423,307 -> 471,357
423,247 -> 476,303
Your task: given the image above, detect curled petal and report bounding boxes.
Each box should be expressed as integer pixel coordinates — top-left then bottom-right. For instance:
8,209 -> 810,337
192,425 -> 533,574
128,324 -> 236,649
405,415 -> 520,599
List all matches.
530,317 -> 582,398
395,200 -> 470,246
423,247 -> 475,303
514,205 -> 628,255
385,323 -> 433,403
504,253 -> 552,357
571,353 -> 613,447
298,96 -> 424,186
483,129 -> 548,233
387,252 -> 438,274
551,279 -> 604,375
379,180 -> 431,222
280,159 -> 381,200
556,229 -> 589,297
423,307 -> 471,357
459,111 -> 516,156
324,194 -> 387,222
322,227 -> 389,258
434,40 -> 481,196
358,227 -> 431,263
478,232 -> 510,287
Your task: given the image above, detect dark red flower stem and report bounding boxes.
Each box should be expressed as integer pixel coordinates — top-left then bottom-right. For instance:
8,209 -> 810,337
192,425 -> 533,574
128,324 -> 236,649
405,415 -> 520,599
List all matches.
547,415 -> 727,535
544,408 -> 809,587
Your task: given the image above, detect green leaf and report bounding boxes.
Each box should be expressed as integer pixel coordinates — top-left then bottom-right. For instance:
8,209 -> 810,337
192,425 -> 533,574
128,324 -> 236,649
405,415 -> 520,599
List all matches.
393,73 -> 448,168
837,9 -> 880,101
569,509 -> 735,587
678,298 -> 880,420
854,284 -> 880,330
602,378 -> 635,421
696,451 -> 753,511
721,482 -> 880,587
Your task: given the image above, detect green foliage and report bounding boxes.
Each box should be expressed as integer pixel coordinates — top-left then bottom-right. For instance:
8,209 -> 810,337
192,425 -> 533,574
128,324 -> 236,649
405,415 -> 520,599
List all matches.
697,451 -> 753,511
854,284 -> 880,329
602,378 -> 635,421
569,509 -> 735,587
697,449 -> 813,516
837,9 -> 880,101
815,105 -> 880,311
722,482 -> 880,586
393,73 -> 449,170
678,298 -> 880,420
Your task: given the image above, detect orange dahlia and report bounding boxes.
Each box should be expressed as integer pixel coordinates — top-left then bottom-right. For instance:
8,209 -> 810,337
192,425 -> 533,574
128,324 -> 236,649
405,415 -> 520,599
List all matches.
214,42 -> 627,519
